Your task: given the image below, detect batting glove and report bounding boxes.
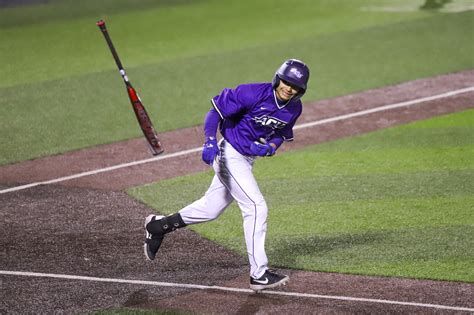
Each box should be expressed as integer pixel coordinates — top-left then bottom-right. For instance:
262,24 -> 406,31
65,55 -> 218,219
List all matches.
250,141 -> 276,157
202,137 -> 219,165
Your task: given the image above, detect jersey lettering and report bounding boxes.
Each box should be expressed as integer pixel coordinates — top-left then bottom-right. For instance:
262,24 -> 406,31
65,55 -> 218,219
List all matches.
253,115 -> 287,129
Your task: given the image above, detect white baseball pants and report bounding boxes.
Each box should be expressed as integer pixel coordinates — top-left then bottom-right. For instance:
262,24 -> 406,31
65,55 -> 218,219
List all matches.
178,140 -> 269,278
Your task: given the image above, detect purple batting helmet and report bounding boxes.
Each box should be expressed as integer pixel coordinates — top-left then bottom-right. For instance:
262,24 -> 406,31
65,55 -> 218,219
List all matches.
272,59 -> 310,100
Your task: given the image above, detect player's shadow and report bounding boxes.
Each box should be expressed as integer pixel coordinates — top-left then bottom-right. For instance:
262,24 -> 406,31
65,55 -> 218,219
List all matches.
123,289 -> 149,307
420,0 -> 451,10
236,292 -> 286,314
268,231 -> 386,267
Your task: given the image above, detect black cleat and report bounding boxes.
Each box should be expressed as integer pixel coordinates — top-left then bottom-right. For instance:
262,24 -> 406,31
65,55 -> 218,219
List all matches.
250,270 -> 289,291
144,215 -> 164,261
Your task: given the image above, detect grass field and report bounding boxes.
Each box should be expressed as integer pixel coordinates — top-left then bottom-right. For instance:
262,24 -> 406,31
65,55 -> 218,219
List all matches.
129,109 -> 474,282
1,0 -> 473,285
1,1 -> 473,165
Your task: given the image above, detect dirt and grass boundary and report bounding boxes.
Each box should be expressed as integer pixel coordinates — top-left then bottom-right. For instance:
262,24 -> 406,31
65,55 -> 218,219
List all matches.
1,70 -> 473,314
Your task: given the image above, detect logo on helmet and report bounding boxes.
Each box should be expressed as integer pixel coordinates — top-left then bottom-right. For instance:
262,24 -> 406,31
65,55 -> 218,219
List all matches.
290,67 -> 303,79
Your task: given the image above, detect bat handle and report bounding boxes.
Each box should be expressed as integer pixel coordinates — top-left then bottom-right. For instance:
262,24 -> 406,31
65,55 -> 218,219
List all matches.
96,19 -> 126,74
120,69 -> 131,86
96,19 -> 106,29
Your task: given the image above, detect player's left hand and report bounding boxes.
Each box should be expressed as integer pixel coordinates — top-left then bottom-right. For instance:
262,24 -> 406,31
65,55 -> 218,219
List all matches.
250,141 -> 276,157
202,137 -> 219,165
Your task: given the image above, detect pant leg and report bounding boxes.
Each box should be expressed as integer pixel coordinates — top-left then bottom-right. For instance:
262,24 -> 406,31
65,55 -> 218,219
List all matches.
216,140 -> 269,278
179,174 -> 234,225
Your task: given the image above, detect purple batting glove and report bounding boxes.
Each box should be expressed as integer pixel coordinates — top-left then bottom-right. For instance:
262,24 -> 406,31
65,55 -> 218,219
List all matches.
250,141 -> 276,157
202,137 -> 219,165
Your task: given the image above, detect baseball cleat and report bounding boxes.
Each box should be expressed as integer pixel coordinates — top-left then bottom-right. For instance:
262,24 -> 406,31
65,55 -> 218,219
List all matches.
249,270 -> 289,291
144,214 -> 164,261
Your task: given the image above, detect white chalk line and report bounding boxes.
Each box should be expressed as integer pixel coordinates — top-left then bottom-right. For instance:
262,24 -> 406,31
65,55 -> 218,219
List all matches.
294,86 -> 474,130
1,86 -> 473,195
0,147 -> 201,194
1,270 -> 472,312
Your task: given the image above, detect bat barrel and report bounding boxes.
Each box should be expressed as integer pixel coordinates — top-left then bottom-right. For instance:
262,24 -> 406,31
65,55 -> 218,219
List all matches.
96,20 -> 164,156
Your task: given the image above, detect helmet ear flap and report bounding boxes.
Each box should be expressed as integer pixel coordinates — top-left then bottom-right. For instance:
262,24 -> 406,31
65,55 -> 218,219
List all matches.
272,74 -> 280,89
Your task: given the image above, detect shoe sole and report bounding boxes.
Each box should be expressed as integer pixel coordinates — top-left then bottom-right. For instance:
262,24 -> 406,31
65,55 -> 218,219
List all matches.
144,215 -> 164,261
250,275 -> 289,291
143,242 -> 154,261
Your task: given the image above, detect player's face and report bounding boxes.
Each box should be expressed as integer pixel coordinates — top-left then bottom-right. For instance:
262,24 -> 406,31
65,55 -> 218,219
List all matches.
275,80 -> 300,102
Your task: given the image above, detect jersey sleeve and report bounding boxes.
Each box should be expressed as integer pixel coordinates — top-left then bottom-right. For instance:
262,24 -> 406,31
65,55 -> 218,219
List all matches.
211,84 -> 255,119
203,107 -> 221,139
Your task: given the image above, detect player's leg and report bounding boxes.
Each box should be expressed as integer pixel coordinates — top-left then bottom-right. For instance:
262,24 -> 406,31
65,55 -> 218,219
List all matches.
216,141 -> 289,290
144,174 -> 233,261
178,174 -> 234,224
143,212 -> 187,261
217,156 -> 268,277
215,142 -> 266,273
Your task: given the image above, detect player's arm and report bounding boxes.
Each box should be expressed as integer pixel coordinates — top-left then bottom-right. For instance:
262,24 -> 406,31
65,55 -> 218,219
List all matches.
211,84 -> 255,119
250,135 -> 282,157
201,108 -> 221,165
204,108 -> 220,139
268,136 -> 284,151
203,85 -> 248,164
251,123 -> 294,157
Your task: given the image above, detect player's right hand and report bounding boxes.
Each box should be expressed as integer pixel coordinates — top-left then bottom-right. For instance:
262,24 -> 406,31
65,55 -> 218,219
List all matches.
250,141 -> 276,157
202,137 -> 219,165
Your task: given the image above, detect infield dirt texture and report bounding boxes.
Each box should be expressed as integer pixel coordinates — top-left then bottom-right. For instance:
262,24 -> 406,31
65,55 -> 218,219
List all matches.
1,71 -> 473,314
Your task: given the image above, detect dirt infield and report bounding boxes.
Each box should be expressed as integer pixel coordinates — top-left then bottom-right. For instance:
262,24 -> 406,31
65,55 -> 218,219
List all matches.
1,70 -> 474,314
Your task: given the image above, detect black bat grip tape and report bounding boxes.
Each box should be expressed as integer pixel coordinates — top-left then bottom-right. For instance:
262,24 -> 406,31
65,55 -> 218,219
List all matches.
96,20 -> 125,71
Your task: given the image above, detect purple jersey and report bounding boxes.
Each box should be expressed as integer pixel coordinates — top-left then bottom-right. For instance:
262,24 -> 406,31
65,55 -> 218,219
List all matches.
211,83 -> 302,155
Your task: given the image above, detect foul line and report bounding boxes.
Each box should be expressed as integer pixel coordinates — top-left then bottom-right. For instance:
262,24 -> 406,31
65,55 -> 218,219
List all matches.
294,86 -> 474,130
1,86 -> 473,195
1,270 -> 473,312
0,147 -> 202,194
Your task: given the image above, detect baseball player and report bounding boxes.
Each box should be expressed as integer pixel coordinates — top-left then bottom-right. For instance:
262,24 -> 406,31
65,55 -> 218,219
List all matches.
144,59 -> 310,291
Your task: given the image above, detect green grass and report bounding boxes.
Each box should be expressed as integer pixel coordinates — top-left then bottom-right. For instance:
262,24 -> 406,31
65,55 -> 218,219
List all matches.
1,0 -> 432,88
2,1 -> 473,165
128,109 -> 474,282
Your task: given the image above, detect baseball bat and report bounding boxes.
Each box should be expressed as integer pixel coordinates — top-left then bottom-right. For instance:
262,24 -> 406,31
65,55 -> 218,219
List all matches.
96,19 -> 164,156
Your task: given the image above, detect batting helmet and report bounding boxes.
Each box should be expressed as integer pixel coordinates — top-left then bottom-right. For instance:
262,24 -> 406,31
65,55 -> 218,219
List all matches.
272,59 -> 310,101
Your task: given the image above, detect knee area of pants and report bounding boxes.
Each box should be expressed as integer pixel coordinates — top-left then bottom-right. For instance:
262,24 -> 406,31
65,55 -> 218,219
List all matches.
243,199 -> 267,210
242,205 -> 268,218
